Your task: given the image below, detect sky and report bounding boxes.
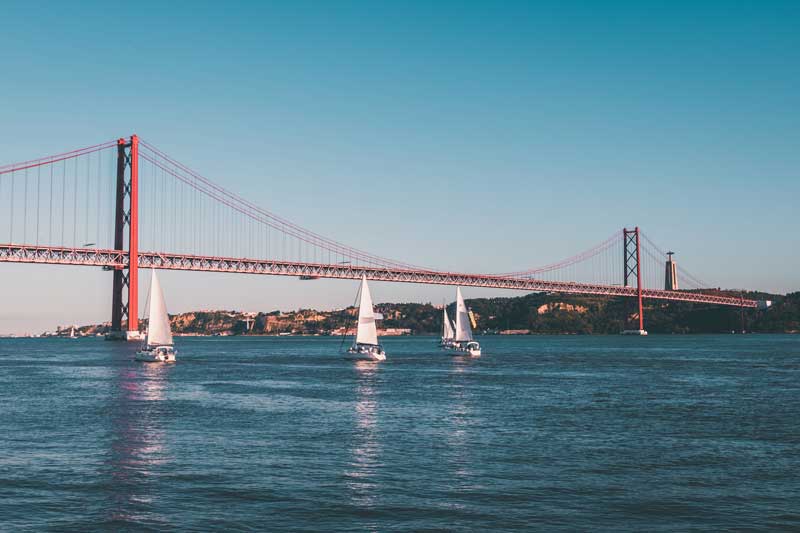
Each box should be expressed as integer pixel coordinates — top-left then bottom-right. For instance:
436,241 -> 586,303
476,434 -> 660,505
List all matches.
0,1 -> 798,334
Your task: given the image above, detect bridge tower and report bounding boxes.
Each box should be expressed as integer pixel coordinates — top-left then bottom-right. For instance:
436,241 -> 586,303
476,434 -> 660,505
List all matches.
106,135 -> 142,341
623,227 -> 646,334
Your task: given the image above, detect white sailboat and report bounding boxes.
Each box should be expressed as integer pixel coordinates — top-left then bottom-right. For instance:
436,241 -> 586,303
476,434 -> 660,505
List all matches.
446,287 -> 481,356
440,306 -> 455,347
345,275 -> 386,362
135,270 -> 176,363
69,326 -> 77,339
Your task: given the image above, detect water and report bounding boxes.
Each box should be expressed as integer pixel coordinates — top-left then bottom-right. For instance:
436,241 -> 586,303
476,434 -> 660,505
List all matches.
1,335 -> 798,531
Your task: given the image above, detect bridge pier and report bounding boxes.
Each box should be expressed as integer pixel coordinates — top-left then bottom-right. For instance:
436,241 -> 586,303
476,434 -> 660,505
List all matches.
106,135 -> 142,342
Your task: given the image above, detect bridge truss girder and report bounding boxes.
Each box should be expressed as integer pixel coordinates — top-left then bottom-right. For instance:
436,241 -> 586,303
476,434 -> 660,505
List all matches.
0,243 -> 758,309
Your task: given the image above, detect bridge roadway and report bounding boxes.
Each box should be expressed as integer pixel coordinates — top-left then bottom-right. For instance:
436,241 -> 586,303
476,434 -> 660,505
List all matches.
0,243 -> 757,308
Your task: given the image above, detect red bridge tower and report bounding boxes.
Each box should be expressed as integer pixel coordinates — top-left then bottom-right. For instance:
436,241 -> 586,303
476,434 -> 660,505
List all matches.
106,135 -> 141,341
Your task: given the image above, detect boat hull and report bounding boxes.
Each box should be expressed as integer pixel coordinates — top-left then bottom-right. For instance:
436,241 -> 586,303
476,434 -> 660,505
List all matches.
135,346 -> 177,363
621,329 -> 649,336
345,344 -> 386,362
444,341 -> 481,357
447,347 -> 481,357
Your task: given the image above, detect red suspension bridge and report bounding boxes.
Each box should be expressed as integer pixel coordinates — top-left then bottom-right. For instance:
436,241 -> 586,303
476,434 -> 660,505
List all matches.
0,135 -> 759,339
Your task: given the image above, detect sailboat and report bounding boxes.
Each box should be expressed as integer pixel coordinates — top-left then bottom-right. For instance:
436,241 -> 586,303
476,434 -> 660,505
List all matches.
69,326 -> 77,339
345,275 -> 386,362
440,306 -> 455,347
446,287 -> 481,356
135,270 -> 176,363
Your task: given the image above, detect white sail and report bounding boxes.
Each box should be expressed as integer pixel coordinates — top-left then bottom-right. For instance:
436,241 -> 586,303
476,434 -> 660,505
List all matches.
454,287 -> 473,342
355,275 -> 379,346
443,307 -> 454,340
146,270 -> 173,347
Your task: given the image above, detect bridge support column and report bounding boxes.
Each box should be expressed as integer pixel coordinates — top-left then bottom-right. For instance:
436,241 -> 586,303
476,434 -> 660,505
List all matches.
622,227 -> 647,335
106,135 -> 143,341
128,135 -> 139,333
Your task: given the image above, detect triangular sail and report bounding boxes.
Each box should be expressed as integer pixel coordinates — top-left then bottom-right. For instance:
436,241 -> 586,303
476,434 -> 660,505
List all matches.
146,270 -> 173,347
355,275 -> 379,346
443,307 -> 454,340
454,287 -> 473,342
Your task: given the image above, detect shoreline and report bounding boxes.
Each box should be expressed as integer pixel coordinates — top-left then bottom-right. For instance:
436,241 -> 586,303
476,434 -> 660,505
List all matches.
3,330 -> 797,339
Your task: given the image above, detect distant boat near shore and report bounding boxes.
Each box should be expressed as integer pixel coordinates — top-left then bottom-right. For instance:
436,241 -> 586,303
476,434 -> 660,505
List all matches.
621,329 -> 649,336
440,306 -> 455,348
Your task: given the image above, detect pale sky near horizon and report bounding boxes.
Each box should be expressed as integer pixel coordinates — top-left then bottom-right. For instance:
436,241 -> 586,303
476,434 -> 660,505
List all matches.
1,1 -> 798,334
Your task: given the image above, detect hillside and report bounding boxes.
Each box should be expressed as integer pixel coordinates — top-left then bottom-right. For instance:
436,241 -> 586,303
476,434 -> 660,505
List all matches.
53,290 -> 800,337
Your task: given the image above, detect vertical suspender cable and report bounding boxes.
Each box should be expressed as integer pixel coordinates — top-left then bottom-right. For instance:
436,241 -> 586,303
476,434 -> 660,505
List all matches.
151,158 -> 157,250
159,160 -> 163,251
192,175 -> 196,254
180,170 -> 188,251
155,159 -> 160,250
157,162 -> 161,251
85,154 -> 90,244
191,173 -> 195,254
36,165 -> 41,245
49,163 -> 53,244
96,150 -> 101,246
9,169 -> 14,242
23,168 -> 28,243
198,178 -> 202,255
0,170 -> 4,242
108,149 -> 113,248
72,157 -> 78,246
173,167 -> 177,253
61,160 -> 65,246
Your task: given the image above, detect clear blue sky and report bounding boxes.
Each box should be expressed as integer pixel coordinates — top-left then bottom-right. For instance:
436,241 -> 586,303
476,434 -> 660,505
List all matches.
0,1 -> 798,334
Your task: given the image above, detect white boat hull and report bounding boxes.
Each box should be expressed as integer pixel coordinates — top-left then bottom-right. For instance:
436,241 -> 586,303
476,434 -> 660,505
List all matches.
135,346 -> 176,363
447,347 -> 481,357
345,344 -> 386,362
445,341 -> 481,357
621,329 -> 649,336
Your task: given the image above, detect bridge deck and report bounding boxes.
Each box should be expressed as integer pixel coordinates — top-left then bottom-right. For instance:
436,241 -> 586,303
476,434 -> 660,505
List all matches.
0,244 -> 758,308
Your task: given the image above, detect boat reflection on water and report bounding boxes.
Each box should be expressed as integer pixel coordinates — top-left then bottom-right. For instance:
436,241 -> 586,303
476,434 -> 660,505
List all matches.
106,358 -> 174,527
446,360 -> 477,493
344,361 -> 382,511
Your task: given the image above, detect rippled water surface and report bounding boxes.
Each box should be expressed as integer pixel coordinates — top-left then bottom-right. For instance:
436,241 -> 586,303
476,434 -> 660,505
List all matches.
1,335 -> 799,531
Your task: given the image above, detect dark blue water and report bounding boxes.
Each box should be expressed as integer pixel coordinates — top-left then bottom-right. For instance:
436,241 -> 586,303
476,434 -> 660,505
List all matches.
1,335 -> 798,531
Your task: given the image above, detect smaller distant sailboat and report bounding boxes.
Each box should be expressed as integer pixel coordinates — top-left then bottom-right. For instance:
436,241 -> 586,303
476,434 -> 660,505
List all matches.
69,326 -> 77,339
440,306 -> 455,347
135,270 -> 176,363
621,329 -> 648,336
446,287 -> 481,357
345,275 -> 386,362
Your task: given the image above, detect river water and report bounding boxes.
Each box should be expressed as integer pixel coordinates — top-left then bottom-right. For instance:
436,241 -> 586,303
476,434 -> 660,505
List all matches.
1,335 -> 798,531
